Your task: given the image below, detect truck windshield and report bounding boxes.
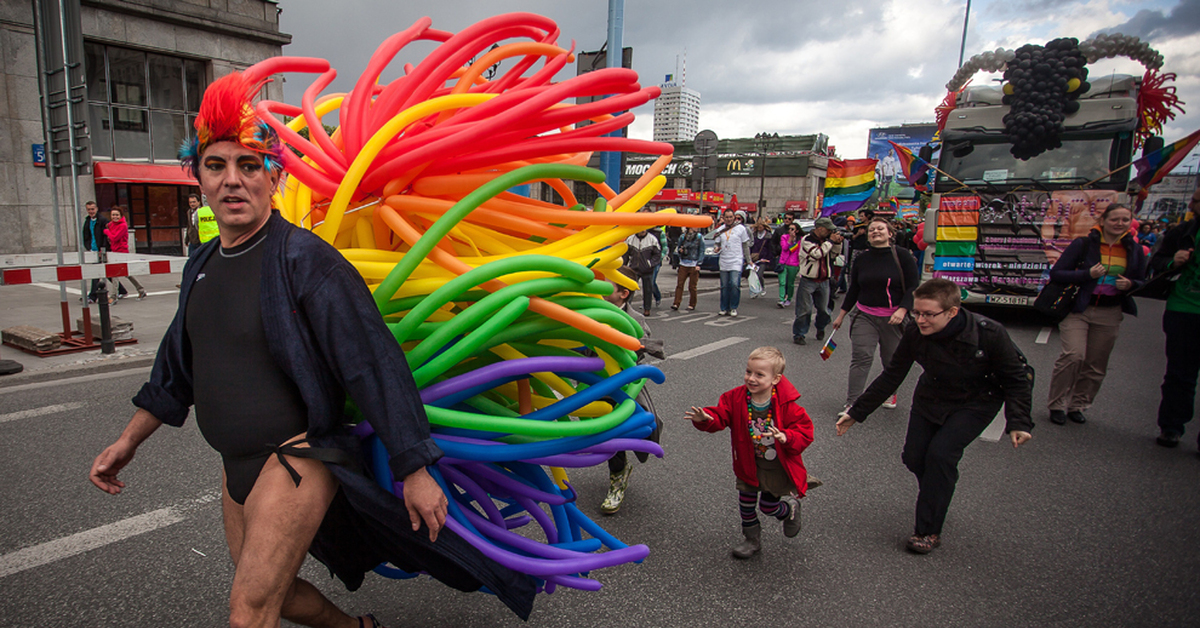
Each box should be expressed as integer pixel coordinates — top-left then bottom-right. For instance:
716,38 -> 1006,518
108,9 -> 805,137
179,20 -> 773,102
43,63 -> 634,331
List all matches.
937,138 -> 1119,188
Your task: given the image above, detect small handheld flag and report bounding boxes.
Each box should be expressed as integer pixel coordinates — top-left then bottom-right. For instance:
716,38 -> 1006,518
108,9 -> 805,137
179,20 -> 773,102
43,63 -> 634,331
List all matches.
819,331 -> 838,361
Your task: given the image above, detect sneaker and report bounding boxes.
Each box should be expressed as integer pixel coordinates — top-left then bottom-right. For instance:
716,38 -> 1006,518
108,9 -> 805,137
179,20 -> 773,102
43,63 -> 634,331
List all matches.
881,394 -> 898,409
687,305 -> 695,311
1049,410 -> 1067,425
1067,410 -> 1087,424
906,533 -> 941,554
793,336 -> 806,345
600,466 -> 633,514
719,310 -> 729,316
781,495 -> 802,538
815,328 -> 825,341
783,299 -> 791,307
1156,431 -> 1181,448
730,309 -> 738,317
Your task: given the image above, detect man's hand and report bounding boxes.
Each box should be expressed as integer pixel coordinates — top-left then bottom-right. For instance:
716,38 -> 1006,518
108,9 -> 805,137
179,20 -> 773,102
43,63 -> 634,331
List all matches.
835,412 -> 856,436
1174,248 -> 1193,268
765,424 -> 788,444
90,440 -> 137,495
684,406 -> 714,423
403,467 -> 448,542
1010,431 -> 1032,449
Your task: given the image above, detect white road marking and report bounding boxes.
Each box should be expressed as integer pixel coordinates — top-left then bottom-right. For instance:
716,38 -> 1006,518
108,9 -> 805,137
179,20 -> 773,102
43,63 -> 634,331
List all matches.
29,282 -> 176,297
668,336 -> 750,360
0,491 -> 218,579
0,367 -> 152,396
0,402 -> 87,424
1035,327 -> 1052,344
0,508 -> 184,579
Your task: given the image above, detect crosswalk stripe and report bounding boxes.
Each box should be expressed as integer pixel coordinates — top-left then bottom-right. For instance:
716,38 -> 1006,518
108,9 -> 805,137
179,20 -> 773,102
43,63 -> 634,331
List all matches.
0,402 -> 87,423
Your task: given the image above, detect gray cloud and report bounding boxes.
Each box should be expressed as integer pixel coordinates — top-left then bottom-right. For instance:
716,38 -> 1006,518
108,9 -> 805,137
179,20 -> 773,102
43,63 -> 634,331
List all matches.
1095,0 -> 1200,40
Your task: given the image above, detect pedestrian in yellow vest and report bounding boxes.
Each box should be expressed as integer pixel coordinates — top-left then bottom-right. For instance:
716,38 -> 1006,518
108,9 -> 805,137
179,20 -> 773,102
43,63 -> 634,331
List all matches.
197,206 -> 219,243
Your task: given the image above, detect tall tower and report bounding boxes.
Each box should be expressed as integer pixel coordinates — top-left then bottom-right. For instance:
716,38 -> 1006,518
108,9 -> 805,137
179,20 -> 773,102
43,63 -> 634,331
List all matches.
653,58 -> 700,143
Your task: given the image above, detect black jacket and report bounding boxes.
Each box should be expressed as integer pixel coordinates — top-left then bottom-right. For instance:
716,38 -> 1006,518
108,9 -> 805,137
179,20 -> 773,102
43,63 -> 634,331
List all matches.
848,309 -> 1034,433
1150,219 -> 1198,276
1049,228 -> 1147,315
82,216 -> 109,251
842,246 -> 920,312
134,212 -> 536,618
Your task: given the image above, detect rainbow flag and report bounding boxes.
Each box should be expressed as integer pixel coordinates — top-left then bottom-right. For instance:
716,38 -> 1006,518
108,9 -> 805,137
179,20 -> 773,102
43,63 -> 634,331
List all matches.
1134,128 -> 1200,191
888,140 -> 932,192
819,332 -> 837,361
821,158 -> 876,217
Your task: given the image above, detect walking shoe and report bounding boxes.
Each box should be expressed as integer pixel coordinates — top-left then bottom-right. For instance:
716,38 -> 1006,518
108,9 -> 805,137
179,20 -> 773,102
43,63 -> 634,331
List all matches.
731,524 -> 761,559
881,394 -> 898,409
1067,410 -> 1087,424
1049,410 -> 1067,425
1156,431 -> 1181,448
643,309 -> 651,316
783,299 -> 791,307
793,336 -> 806,345
137,290 -> 147,300
777,300 -> 784,308
599,466 -> 633,514
815,328 -> 825,341
687,305 -> 695,310
906,533 -> 940,554
670,304 -> 679,311
719,310 -> 729,316
780,495 -> 802,538
730,309 -> 738,317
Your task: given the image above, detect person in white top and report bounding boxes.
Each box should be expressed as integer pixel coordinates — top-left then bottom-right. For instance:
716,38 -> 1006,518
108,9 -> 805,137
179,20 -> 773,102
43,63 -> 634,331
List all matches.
713,209 -> 753,316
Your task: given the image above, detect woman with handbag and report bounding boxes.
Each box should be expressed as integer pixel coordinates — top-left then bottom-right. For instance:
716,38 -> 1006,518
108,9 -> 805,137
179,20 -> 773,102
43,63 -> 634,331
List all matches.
777,222 -> 802,307
1046,203 -> 1146,425
831,218 -> 919,411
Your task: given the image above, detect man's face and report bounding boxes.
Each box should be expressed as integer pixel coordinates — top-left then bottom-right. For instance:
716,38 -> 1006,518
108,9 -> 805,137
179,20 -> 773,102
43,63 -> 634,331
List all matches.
197,141 -> 277,237
1190,187 -> 1200,213
814,226 -> 831,239
189,196 -> 200,210
723,211 -> 735,226
86,204 -> 97,218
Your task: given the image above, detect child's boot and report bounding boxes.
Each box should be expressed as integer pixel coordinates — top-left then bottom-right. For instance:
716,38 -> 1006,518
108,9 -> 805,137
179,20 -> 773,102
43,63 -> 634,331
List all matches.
781,495 -> 802,538
599,465 -> 633,514
731,524 -> 761,559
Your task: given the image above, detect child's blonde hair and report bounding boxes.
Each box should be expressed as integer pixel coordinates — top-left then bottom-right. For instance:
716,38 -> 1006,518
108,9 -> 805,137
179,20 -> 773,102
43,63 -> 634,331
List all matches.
748,346 -> 786,375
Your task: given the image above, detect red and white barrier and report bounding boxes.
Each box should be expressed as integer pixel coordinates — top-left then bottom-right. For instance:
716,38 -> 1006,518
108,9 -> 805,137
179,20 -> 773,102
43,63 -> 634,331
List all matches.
0,254 -> 186,286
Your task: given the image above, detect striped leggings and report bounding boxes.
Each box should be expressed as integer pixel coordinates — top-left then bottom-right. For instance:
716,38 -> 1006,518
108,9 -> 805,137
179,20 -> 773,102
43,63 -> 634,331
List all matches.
739,490 -> 790,528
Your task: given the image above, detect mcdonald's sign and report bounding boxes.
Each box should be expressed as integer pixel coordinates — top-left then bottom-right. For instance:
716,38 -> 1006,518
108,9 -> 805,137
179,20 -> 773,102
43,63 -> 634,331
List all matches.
723,157 -> 754,176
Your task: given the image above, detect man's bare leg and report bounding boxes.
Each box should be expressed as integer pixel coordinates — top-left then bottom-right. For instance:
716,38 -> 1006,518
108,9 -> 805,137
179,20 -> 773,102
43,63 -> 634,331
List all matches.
221,436 -> 365,628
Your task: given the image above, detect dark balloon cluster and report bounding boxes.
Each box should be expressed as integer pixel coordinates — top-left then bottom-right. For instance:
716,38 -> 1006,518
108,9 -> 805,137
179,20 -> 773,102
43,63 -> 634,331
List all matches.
1000,38 -> 1090,160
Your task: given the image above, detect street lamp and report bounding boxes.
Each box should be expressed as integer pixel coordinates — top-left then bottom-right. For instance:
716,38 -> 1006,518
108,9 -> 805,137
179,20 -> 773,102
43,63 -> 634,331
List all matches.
753,132 -> 781,220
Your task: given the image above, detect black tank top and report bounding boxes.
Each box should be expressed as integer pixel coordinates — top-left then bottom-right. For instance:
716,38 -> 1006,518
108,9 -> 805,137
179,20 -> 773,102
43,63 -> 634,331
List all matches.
186,227 -> 308,504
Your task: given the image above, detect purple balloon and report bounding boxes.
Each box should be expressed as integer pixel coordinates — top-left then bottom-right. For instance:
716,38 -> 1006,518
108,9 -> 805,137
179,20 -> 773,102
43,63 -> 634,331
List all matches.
420,356 -> 604,403
443,517 -> 650,577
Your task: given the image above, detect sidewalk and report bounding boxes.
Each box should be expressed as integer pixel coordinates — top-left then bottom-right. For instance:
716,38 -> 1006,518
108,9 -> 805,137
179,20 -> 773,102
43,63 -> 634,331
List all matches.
0,271 -> 184,386
0,264 -> 736,386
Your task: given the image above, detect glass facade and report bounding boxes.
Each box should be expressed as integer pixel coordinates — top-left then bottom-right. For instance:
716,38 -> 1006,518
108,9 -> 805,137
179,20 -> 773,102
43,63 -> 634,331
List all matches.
85,42 -> 206,162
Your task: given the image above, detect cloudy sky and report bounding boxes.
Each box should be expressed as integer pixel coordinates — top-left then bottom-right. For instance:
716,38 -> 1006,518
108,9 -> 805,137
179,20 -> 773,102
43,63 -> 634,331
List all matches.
278,0 -> 1200,170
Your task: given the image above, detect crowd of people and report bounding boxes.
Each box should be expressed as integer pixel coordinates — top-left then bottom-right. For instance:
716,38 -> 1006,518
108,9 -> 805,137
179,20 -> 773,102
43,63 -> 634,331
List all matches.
618,188 -> 1200,559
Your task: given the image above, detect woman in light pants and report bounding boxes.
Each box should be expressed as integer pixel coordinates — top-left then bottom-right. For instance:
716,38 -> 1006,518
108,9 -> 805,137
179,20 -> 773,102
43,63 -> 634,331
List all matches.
832,218 -> 919,410
1045,204 -> 1145,425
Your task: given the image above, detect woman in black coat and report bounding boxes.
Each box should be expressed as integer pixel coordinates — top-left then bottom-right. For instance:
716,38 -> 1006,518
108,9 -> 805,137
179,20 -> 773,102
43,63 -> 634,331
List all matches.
1045,203 -> 1146,425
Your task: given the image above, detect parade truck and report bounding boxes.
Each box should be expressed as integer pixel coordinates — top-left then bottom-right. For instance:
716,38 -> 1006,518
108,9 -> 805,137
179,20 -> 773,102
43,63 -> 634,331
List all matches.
921,34 -> 1182,307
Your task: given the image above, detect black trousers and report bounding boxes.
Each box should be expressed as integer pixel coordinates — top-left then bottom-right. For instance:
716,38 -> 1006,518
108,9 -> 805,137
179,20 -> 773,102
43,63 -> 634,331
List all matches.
901,403 -> 1000,536
1158,309 -> 1200,440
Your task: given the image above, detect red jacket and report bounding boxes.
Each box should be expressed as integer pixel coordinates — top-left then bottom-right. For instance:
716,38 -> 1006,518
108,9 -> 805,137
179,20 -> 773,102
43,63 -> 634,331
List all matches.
104,218 -> 130,253
694,375 -> 814,496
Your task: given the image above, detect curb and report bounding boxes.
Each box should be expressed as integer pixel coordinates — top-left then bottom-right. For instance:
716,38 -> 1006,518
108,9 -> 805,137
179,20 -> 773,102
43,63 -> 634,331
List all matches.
0,353 -> 157,389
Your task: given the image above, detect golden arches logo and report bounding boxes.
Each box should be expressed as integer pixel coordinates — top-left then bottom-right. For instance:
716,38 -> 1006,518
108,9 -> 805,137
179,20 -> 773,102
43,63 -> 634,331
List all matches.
726,159 -> 741,172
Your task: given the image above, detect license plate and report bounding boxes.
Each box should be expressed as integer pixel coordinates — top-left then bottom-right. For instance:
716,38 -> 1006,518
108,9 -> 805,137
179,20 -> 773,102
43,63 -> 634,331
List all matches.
985,294 -> 1029,306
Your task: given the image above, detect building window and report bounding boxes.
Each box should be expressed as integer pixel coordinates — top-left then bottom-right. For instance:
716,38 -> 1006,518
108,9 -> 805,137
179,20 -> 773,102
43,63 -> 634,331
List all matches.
85,42 -> 206,162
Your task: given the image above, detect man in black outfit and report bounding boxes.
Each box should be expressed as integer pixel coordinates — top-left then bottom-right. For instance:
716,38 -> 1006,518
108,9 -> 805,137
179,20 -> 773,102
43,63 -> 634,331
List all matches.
836,278 -> 1033,554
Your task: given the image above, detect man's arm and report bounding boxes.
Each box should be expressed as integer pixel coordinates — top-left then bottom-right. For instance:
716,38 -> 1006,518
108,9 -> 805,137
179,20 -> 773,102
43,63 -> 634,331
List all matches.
846,327 -> 918,422
90,408 -> 163,494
